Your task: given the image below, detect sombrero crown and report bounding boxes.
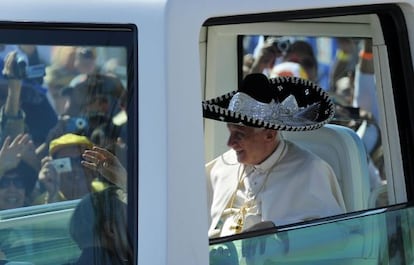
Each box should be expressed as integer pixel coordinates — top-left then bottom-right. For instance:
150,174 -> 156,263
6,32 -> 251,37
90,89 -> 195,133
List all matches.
202,73 -> 334,131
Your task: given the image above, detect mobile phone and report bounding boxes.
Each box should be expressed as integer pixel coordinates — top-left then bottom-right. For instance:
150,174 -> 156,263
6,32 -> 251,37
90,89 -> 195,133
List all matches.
51,157 -> 72,174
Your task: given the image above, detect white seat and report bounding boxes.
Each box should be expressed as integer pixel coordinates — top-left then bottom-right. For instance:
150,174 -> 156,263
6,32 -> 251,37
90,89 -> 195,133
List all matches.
282,124 -> 370,212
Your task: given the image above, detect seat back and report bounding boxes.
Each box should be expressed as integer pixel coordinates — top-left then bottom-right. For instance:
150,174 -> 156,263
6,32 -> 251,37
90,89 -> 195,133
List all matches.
281,124 -> 370,212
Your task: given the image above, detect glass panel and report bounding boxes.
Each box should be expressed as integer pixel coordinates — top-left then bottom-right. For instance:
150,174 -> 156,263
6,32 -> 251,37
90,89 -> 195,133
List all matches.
0,26 -> 135,265
210,205 -> 414,265
241,35 -> 386,208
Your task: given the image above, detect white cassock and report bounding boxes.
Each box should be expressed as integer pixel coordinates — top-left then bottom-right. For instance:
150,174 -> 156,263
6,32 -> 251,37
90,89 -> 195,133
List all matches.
206,139 -> 346,238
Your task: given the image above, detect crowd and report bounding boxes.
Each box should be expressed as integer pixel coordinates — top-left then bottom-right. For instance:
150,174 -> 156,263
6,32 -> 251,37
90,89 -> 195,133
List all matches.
0,44 -> 128,210
0,44 -> 131,264
0,36 -> 386,264
242,36 -> 386,197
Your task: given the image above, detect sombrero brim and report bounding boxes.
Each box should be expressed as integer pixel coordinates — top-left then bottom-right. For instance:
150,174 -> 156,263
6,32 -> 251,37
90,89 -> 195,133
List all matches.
202,76 -> 335,131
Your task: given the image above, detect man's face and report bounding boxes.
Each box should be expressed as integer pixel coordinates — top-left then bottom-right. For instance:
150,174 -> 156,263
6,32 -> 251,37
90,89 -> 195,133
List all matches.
226,124 -> 275,165
0,173 -> 25,210
54,146 -> 95,200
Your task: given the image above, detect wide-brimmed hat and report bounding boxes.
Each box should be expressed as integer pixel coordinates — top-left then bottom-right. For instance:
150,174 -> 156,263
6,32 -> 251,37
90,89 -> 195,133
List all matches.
202,73 -> 334,131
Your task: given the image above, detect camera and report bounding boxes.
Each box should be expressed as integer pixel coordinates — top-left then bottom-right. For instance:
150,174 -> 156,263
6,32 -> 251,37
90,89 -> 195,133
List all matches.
50,158 -> 72,174
14,54 -> 46,80
65,117 -> 89,133
267,37 -> 291,54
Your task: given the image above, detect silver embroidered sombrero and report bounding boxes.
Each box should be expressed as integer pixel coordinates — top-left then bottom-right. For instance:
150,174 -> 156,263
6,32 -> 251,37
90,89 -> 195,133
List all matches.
202,73 -> 334,131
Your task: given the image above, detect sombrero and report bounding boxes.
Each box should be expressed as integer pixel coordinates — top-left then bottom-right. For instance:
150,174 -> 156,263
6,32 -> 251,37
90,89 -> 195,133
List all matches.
202,73 -> 334,131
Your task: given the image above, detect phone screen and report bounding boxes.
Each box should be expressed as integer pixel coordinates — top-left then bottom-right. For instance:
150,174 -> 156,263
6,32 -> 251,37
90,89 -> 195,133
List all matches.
51,157 -> 72,173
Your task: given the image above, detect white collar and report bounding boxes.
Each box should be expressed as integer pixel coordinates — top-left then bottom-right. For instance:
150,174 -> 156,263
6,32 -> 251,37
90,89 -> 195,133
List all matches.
250,139 -> 286,174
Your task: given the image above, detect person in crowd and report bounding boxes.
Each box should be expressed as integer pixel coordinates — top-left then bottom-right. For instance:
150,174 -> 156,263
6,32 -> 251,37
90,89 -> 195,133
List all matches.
43,64 -> 77,116
0,48 -> 57,147
0,142 -> 37,263
281,40 -> 318,82
74,47 -> 99,75
0,161 -> 37,210
329,38 -> 381,159
328,37 -> 358,93
0,51 -> 28,144
328,38 -> 385,194
352,39 -> 381,158
245,37 -> 318,83
101,57 -> 128,89
49,46 -> 78,76
32,133 -> 105,204
0,134 -> 38,210
202,73 -> 345,238
68,186 -> 132,265
39,73 -> 127,162
270,61 -> 309,79
244,36 -> 286,78
0,132 -> 40,176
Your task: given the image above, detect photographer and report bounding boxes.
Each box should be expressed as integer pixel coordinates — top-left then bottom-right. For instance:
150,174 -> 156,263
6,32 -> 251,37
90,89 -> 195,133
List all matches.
40,73 -> 127,166
0,51 -> 26,145
245,36 -> 291,78
32,133 -> 105,204
0,48 -> 57,148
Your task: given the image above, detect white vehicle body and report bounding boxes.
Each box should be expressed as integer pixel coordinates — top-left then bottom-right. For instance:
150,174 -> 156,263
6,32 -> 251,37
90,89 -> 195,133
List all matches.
0,0 -> 413,265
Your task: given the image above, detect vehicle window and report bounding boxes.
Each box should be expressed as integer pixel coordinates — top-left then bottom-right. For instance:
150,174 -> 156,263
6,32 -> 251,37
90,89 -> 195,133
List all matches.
241,35 -> 386,208
204,5 -> 414,263
210,204 -> 414,265
0,25 -> 136,265
204,31 -> 389,238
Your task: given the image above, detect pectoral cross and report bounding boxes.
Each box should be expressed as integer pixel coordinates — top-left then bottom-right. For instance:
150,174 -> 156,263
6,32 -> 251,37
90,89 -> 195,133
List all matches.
230,205 -> 247,234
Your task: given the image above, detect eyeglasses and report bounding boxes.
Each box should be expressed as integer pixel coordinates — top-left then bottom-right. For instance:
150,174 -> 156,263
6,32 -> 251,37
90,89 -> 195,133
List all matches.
0,177 -> 25,189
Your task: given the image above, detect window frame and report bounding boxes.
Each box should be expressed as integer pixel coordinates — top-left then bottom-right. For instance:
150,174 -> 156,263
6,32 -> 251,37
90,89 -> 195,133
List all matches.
0,22 -> 138,265
203,3 -> 414,263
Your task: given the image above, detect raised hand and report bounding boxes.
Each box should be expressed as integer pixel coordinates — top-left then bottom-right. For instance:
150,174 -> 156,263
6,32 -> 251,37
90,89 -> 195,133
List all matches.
0,133 -> 31,174
82,146 -> 127,191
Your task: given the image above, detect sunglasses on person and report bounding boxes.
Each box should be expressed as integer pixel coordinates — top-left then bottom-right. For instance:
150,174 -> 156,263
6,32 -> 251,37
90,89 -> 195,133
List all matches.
0,176 -> 25,189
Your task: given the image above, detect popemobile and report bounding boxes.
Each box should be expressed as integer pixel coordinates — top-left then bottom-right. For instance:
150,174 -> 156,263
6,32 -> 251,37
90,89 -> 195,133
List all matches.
0,0 -> 413,265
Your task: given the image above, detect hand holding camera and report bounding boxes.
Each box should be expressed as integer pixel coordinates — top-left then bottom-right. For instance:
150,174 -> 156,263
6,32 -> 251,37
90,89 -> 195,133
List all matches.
38,156 -> 61,200
2,51 -> 24,95
2,50 -> 45,81
2,51 -> 24,80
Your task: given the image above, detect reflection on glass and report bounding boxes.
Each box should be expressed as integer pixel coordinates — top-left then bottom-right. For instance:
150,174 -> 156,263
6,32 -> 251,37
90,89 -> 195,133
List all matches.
210,206 -> 414,265
69,186 -> 131,264
0,44 -> 128,208
0,43 -> 130,265
241,35 -> 387,208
